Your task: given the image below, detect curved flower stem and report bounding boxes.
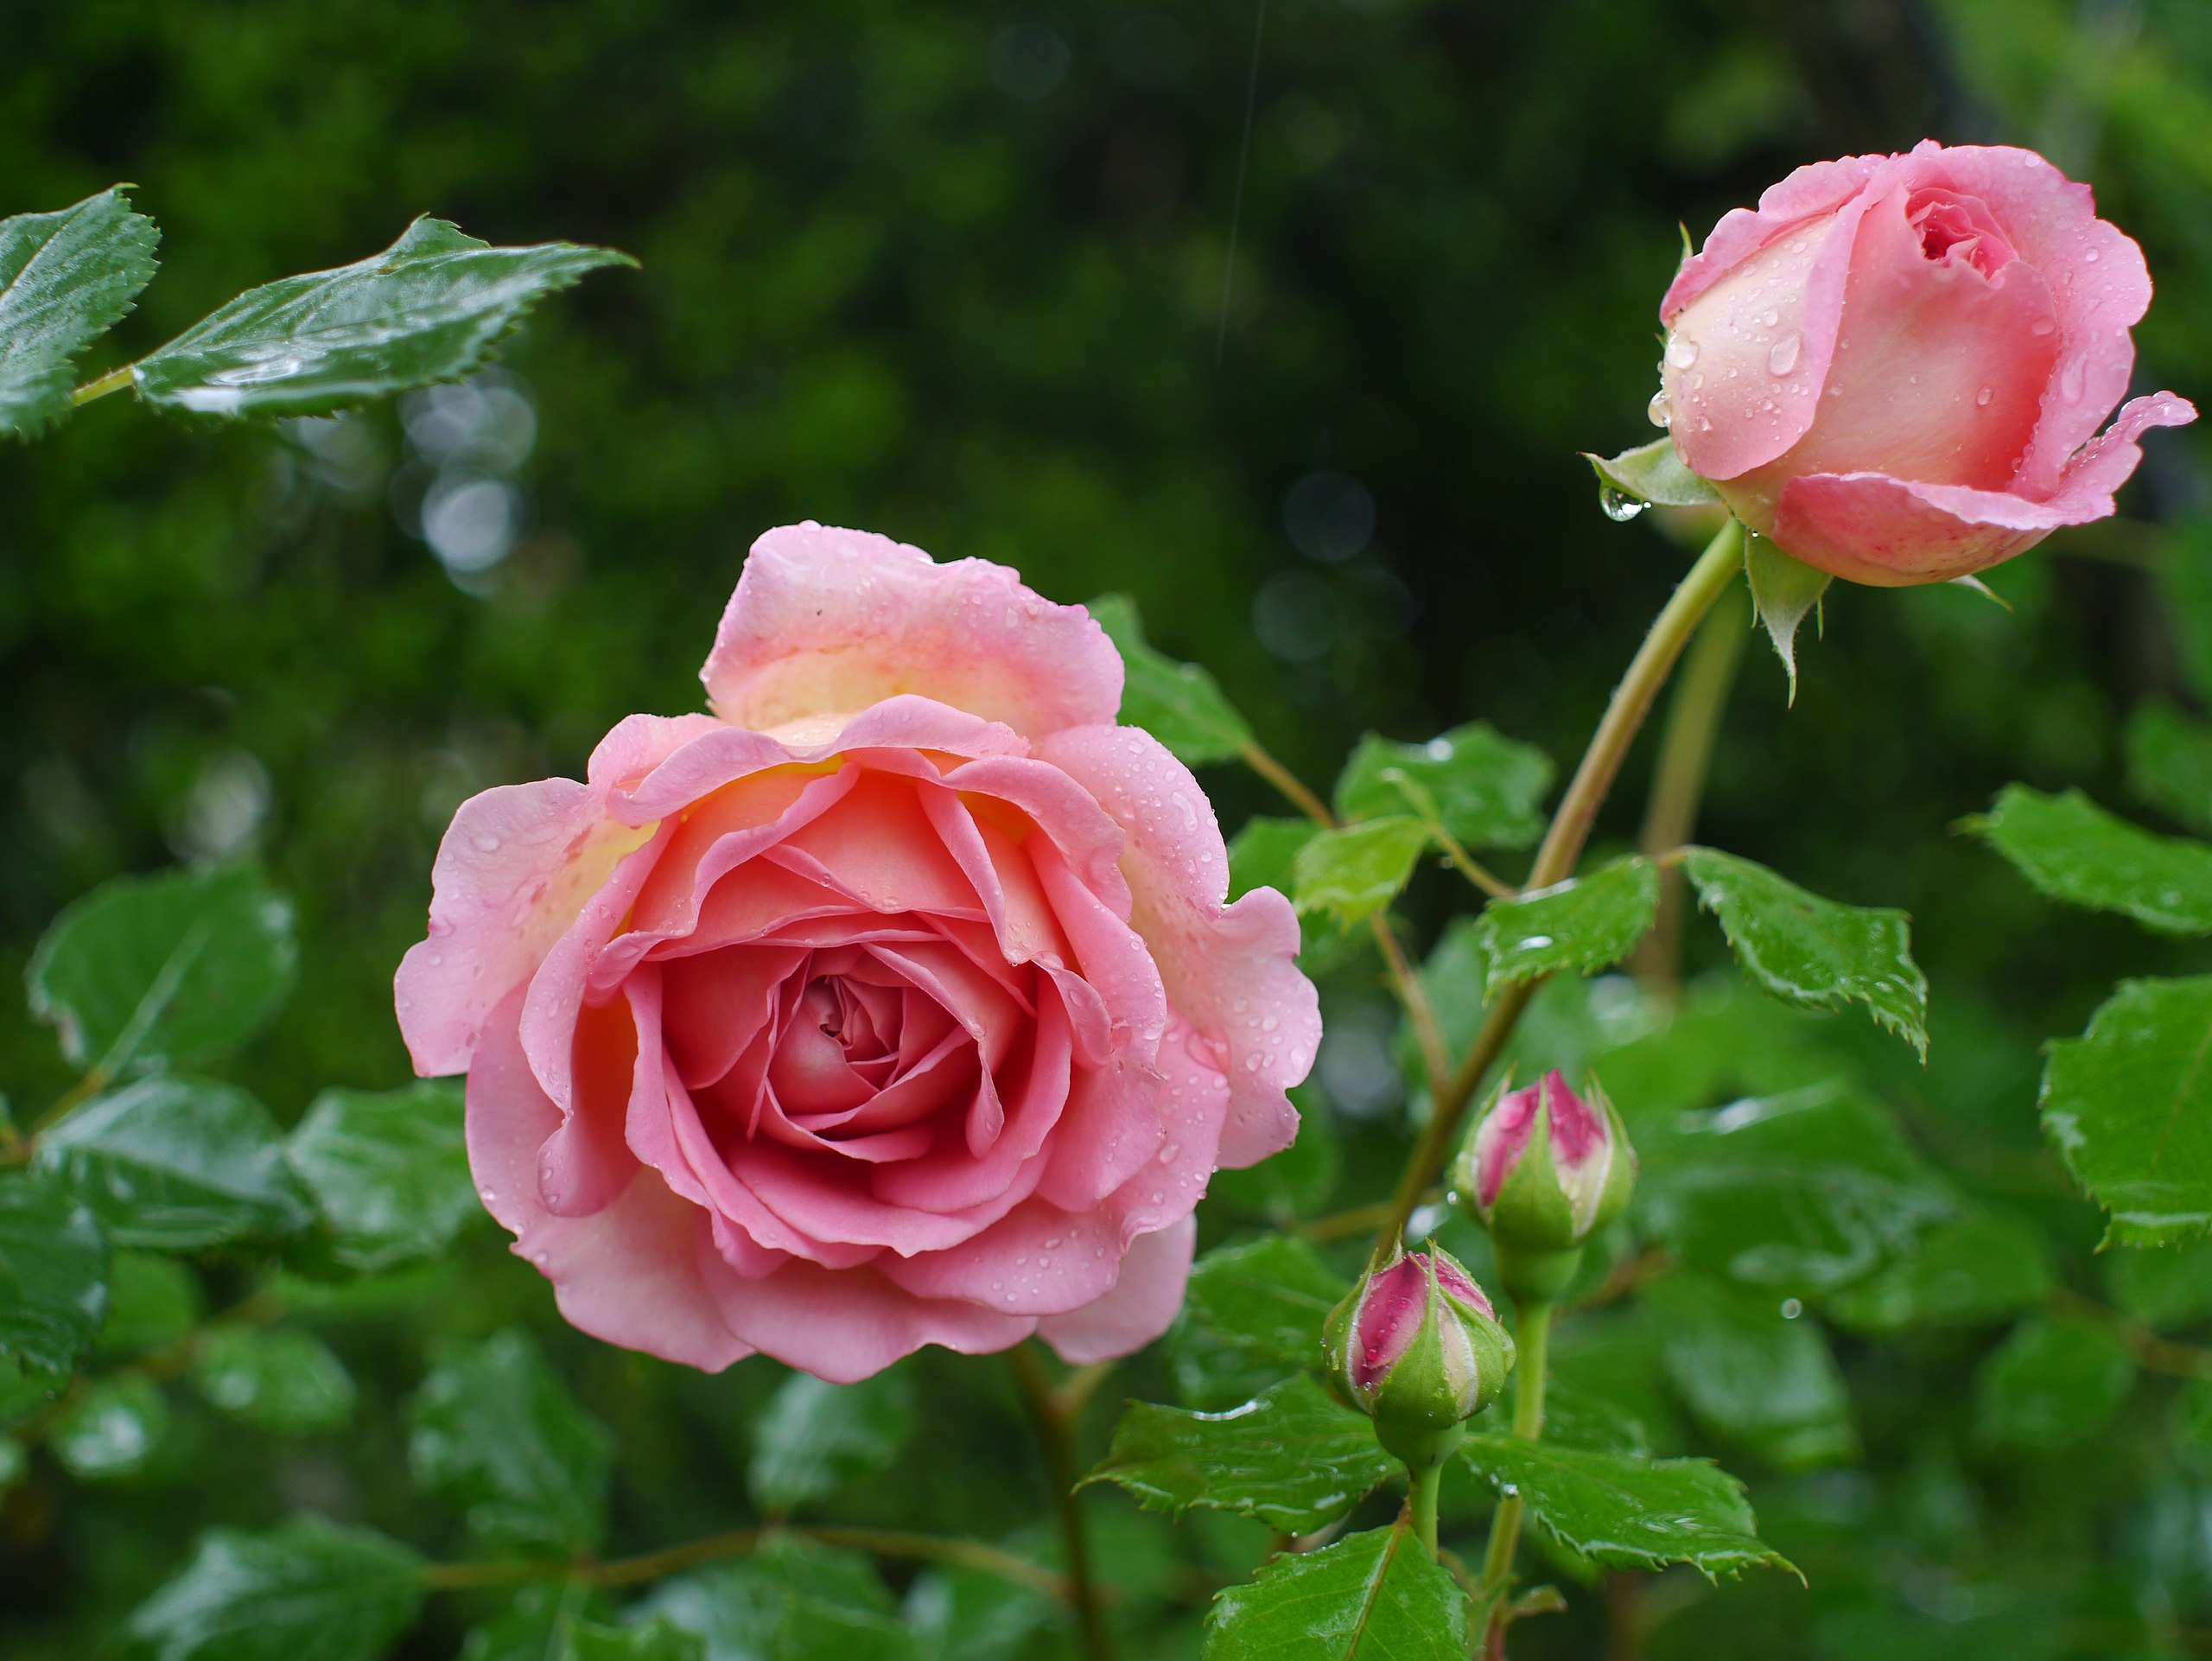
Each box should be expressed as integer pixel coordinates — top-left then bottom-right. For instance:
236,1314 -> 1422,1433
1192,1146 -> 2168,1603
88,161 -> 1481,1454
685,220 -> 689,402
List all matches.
1478,1299 -> 1554,1631
1365,519 -> 1745,1267
1408,1463 -> 1444,1557
1631,581 -> 1749,998
1009,1340 -> 1117,1661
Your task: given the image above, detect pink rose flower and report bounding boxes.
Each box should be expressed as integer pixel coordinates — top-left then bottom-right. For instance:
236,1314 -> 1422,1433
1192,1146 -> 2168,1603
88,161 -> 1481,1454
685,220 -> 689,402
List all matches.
1659,139 -> 2195,586
394,525 -> 1319,1383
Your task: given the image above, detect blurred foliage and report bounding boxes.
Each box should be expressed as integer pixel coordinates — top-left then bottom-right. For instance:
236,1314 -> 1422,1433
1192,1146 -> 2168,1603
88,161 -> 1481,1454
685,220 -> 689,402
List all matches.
2,0 -> 2211,1658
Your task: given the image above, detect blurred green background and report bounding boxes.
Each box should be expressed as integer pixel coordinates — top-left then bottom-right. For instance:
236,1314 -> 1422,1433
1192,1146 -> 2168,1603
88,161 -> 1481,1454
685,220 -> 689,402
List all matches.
3,1 -> 2211,1657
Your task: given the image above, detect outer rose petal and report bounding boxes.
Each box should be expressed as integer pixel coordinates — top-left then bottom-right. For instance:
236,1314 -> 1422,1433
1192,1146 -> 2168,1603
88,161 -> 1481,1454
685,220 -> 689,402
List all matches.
1662,152 -> 1889,320
467,990 -> 748,1371
1040,725 -> 1319,1169
701,523 -> 1123,741
1771,391 -> 2198,584
1037,1217 -> 1198,1365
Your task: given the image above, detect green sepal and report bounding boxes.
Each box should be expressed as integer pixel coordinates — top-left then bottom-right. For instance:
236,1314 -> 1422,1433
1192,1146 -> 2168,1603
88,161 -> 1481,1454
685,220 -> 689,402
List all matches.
1494,1244 -> 1586,1306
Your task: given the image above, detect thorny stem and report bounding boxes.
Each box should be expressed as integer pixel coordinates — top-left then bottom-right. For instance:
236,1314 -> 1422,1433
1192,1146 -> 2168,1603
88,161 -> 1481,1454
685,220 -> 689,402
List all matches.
1631,581 -> 1749,998
421,1524 -> 1070,1601
1479,1299 -> 1554,1640
1364,519 -> 1747,1267
1009,1340 -> 1117,1661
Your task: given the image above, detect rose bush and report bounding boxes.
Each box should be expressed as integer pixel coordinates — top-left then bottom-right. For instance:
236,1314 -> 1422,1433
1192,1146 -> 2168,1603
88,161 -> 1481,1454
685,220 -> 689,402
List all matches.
394,525 -> 1319,1382
1658,138 -> 2195,585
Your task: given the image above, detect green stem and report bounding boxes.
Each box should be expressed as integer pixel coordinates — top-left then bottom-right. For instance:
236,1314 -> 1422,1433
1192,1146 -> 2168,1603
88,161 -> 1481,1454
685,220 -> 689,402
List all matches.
1631,581 -> 1749,998
1008,1341 -> 1117,1661
71,366 -> 134,406
1408,1463 -> 1444,1557
1479,1301 -> 1554,1615
1367,519 -> 1746,1266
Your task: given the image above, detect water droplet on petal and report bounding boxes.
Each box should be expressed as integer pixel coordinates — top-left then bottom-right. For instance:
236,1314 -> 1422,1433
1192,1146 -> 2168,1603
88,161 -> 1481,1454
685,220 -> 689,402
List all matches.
1664,335 -> 1699,370
1975,385 -> 1993,406
1646,388 -> 1671,427
1599,486 -> 1647,523
1766,332 -> 1802,376
2030,315 -> 2056,337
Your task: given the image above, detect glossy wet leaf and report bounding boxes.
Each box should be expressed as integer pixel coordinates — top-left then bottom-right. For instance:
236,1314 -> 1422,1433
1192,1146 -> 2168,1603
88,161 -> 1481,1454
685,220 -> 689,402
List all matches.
132,218 -> 632,418
1644,1275 -> 1857,1471
1294,817 -> 1431,926
2042,976 -> 2212,1246
1229,817 -> 1323,902
748,1367 -> 916,1514
37,1076 -> 309,1250
1585,436 -> 1722,508
27,864 -> 296,1075
1634,1084 -> 1955,1297
1974,1314 -> 2137,1450
0,186 -> 159,436
95,1251 -> 201,1359
1167,1233 -> 1350,1409
1742,532 -> 1831,699
564,1617 -> 704,1661
1089,593 -> 1255,765
1471,857 -> 1658,996
193,1327 -> 357,1436
1967,785 -> 2212,935
639,1535 -> 918,1661
286,1079 -> 475,1270
1682,847 -> 1927,1057
2126,701 -> 2212,837
1334,721 -> 1553,851
1090,1374 -> 1392,1535
1204,1518 -> 1471,1660
408,1330 -> 613,1553
120,1515 -> 424,1661
51,1371 -> 169,1480
1826,1210 -> 2052,1333
1459,1435 -> 1791,1578
0,1168 -> 108,1375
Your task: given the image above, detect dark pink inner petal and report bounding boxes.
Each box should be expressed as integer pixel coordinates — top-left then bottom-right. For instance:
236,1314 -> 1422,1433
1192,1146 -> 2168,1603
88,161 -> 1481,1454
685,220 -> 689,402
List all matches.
1542,1071 -> 1605,1172
1351,1256 -> 1429,1392
1476,1080 -> 1545,1208
1906,188 -> 2016,277
1430,1253 -> 1494,1320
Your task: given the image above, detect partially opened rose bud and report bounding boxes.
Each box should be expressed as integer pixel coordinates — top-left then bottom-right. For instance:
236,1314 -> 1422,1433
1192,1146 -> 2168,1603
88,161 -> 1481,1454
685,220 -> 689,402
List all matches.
1323,1249 -> 1515,1469
1453,1070 -> 1634,1302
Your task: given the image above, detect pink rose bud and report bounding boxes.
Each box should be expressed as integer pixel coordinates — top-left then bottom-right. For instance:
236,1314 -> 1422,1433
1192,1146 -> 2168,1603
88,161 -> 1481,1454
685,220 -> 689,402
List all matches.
1452,1070 -> 1634,1302
1323,1248 -> 1514,1469
1658,140 -> 2194,587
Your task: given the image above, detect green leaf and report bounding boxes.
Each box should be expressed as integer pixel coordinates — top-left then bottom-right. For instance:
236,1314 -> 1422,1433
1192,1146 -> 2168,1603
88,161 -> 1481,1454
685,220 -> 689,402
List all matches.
51,1371 -> 169,1480
1209,1094 -> 1342,1225
2159,517 -> 2212,705
747,1367 -> 916,1515
0,1168 -> 108,1375
1681,847 -> 1927,1057
1547,1316 -> 1677,1457
131,218 -> 632,419
1643,1275 -> 1857,1471
2126,701 -> 2212,837
36,1075 -> 310,1250
1825,1211 -> 2053,1333
1294,818 -> 1431,926
1090,1375 -> 1393,1535
1086,593 -> 1256,765
1471,857 -> 1659,996
460,1583 -> 592,1661
1585,436 -> 1721,509
2102,1238 -> 2212,1330
286,1079 -> 476,1271
1166,1233 -> 1350,1410
192,1327 -> 357,1436
906,1562 -> 1054,1661
1974,1314 -> 2137,1450
0,186 -> 159,436
640,1535 -> 918,1661
408,1329 -> 614,1554
565,1618 -> 705,1661
2042,976 -> 2212,1246
1966,785 -> 2212,935
1742,532 -> 1831,700
1203,1519 -> 1472,1660
1229,817 -> 1322,902
1334,721 -> 1554,850
122,1515 -> 425,1661
95,1251 -> 201,1359
28,864 -> 296,1075
1459,1435 -> 1792,1579
1633,1084 -> 1955,1298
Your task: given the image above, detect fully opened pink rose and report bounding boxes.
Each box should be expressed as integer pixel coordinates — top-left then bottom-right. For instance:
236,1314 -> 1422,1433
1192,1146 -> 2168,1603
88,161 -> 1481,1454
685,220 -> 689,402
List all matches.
1660,139 -> 2195,586
394,526 -> 1319,1383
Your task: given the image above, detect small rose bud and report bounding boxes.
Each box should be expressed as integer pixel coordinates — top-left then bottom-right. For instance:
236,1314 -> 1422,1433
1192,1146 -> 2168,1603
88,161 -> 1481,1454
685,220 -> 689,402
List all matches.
1452,1070 -> 1636,1302
1323,1248 -> 1516,1469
